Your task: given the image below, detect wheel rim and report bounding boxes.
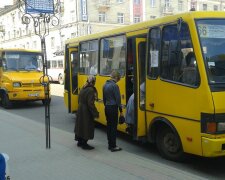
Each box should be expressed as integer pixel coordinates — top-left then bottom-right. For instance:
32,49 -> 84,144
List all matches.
163,132 -> 179,153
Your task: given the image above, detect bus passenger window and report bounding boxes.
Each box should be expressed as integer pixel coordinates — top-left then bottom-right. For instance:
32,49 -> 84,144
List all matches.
148,27 -> 160,79
161,22 -> 199,86
80,40 -> 98,75
100,35 -> 126,76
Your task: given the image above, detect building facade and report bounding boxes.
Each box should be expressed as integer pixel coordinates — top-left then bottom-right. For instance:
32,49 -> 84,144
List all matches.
0,0 -> 225,65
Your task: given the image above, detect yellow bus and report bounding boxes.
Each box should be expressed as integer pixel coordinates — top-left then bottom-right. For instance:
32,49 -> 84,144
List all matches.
64,11 -> 225,161
0,49 -> 49,108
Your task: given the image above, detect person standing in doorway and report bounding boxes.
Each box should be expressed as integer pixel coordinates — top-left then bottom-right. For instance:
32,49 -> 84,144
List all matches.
74,75 -> 99,150
103,70 -> 123,152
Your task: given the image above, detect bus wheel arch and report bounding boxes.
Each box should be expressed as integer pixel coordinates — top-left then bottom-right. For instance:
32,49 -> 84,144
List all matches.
149,117 -> 185,161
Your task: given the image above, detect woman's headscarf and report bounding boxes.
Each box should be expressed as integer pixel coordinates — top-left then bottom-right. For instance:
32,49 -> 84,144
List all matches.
82,75 -> 98,100
83,75 -> 96,88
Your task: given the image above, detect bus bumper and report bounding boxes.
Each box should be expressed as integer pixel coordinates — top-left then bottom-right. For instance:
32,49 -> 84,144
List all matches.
202,137 -> 225,157
8,90 -> 45,101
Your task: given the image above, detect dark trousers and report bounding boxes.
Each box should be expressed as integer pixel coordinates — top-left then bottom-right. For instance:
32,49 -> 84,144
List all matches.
105,105 -> 118,148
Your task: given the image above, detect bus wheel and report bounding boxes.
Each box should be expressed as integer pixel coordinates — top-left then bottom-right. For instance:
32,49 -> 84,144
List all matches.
2,93 -> 12,109
58,74 -> 64,85
156,127 -> 184,161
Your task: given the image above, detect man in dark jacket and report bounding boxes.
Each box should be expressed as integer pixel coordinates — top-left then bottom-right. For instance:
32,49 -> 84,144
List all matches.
103,70 -> 123,152
74,75 -> 99,150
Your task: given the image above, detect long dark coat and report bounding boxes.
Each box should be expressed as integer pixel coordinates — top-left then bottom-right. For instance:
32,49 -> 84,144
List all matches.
74,85 -> 99,140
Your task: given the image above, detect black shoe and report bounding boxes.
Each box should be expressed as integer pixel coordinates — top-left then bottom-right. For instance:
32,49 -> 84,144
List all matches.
77,142 -> 82,147
110,146 -> 122,152
82,144 -> 94,150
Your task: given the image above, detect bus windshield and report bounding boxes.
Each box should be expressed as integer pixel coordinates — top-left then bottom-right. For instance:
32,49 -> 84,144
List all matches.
196,19 -> 225,84
3,51 -> 42,71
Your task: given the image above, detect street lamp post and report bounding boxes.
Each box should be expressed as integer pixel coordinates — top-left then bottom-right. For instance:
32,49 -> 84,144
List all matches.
18,0 -> 61,149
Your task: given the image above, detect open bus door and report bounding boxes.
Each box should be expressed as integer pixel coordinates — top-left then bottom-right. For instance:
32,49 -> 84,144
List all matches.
135,38 -> 147,138
64,47 -> 79,113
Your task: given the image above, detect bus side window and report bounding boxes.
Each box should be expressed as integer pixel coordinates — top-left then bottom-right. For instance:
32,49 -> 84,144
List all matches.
148,27 -> 160,79
160,22 -> 199,86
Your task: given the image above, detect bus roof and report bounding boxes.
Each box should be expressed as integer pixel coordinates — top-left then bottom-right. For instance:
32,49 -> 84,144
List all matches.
65,11 -> 225,47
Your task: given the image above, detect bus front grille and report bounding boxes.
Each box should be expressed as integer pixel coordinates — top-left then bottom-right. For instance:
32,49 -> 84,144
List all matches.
22,83 -> 42,87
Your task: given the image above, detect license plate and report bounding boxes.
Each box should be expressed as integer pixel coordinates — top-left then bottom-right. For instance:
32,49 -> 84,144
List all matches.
28,93 -> 39,97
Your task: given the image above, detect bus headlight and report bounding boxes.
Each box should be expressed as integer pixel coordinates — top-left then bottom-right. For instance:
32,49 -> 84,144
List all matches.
13,82 -> 21,87
217,122 -> 225,132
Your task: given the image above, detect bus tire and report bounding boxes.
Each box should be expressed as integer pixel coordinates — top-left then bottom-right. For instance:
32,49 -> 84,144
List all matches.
156,126 -> 184,161
58,74 -> 64,85
2,93 -> 12,109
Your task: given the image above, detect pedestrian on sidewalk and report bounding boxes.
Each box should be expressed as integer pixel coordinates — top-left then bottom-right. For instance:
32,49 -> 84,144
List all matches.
0,153 -> 6,180
103,70 -> 123,152
74,75 -> 99,150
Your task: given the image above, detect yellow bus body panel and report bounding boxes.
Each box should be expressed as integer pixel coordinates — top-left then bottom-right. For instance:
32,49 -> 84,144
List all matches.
64,12 -> 225,158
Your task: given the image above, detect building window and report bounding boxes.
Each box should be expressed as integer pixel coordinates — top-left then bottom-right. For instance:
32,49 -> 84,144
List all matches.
214,5 -> 218,11
52,60 -> 57,68
134,0 -> 140,5
203,4 -> 207,11
165,0 -> 171,8
150,0 -> 156,7
26,42 -> 30,49
117,13 -> 124,24
71,10 -> 75,21
150,15 -> 156,19
51,37 -> 55,49
99,12 -> 106,23
178,0 -> 183,11
71,33 -> 76,38
134,15 -> 140,23
33,41 -> 37,49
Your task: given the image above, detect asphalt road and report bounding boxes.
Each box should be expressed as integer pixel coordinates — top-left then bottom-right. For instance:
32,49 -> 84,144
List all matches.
2,83 -> 225,180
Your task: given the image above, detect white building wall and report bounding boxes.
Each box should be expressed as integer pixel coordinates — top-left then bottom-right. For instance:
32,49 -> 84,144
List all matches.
1,0 -> 225,59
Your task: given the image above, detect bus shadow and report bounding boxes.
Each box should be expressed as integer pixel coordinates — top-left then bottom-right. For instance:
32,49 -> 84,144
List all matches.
95,122 -> 225,179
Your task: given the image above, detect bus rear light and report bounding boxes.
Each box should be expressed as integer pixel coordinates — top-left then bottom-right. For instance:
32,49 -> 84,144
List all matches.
206,122 -> 217,133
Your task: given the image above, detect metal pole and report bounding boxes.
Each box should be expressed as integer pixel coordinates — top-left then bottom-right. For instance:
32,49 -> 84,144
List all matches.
41,37 -> 51,149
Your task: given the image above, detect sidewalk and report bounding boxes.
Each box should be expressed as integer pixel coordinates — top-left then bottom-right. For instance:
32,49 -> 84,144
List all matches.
0,109 -> 206,180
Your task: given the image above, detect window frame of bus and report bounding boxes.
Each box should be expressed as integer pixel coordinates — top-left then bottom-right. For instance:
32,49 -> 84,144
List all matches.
159,22 -> 200,87
147,26 -> 161,79
99,34 -> 126,77
195,18 -> 225,86
79,39 -> 99,75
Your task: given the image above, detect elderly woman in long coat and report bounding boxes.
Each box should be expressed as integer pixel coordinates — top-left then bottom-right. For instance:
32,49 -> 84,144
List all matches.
74,75 -> 99,150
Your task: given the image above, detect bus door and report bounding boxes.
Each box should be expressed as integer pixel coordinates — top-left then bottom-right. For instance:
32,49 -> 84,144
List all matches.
64,47 -> 79,113
135,38 -> 147,137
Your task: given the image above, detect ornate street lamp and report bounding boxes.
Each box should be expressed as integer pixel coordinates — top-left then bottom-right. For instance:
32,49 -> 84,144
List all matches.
17,0 -> 62,149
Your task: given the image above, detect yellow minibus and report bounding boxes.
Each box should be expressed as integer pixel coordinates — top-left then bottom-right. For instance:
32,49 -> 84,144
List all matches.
0,49 -> 48,108
64,11 -> 225,161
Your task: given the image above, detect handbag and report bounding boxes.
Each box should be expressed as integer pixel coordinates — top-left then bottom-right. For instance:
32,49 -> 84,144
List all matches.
119,115 -> 125,124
